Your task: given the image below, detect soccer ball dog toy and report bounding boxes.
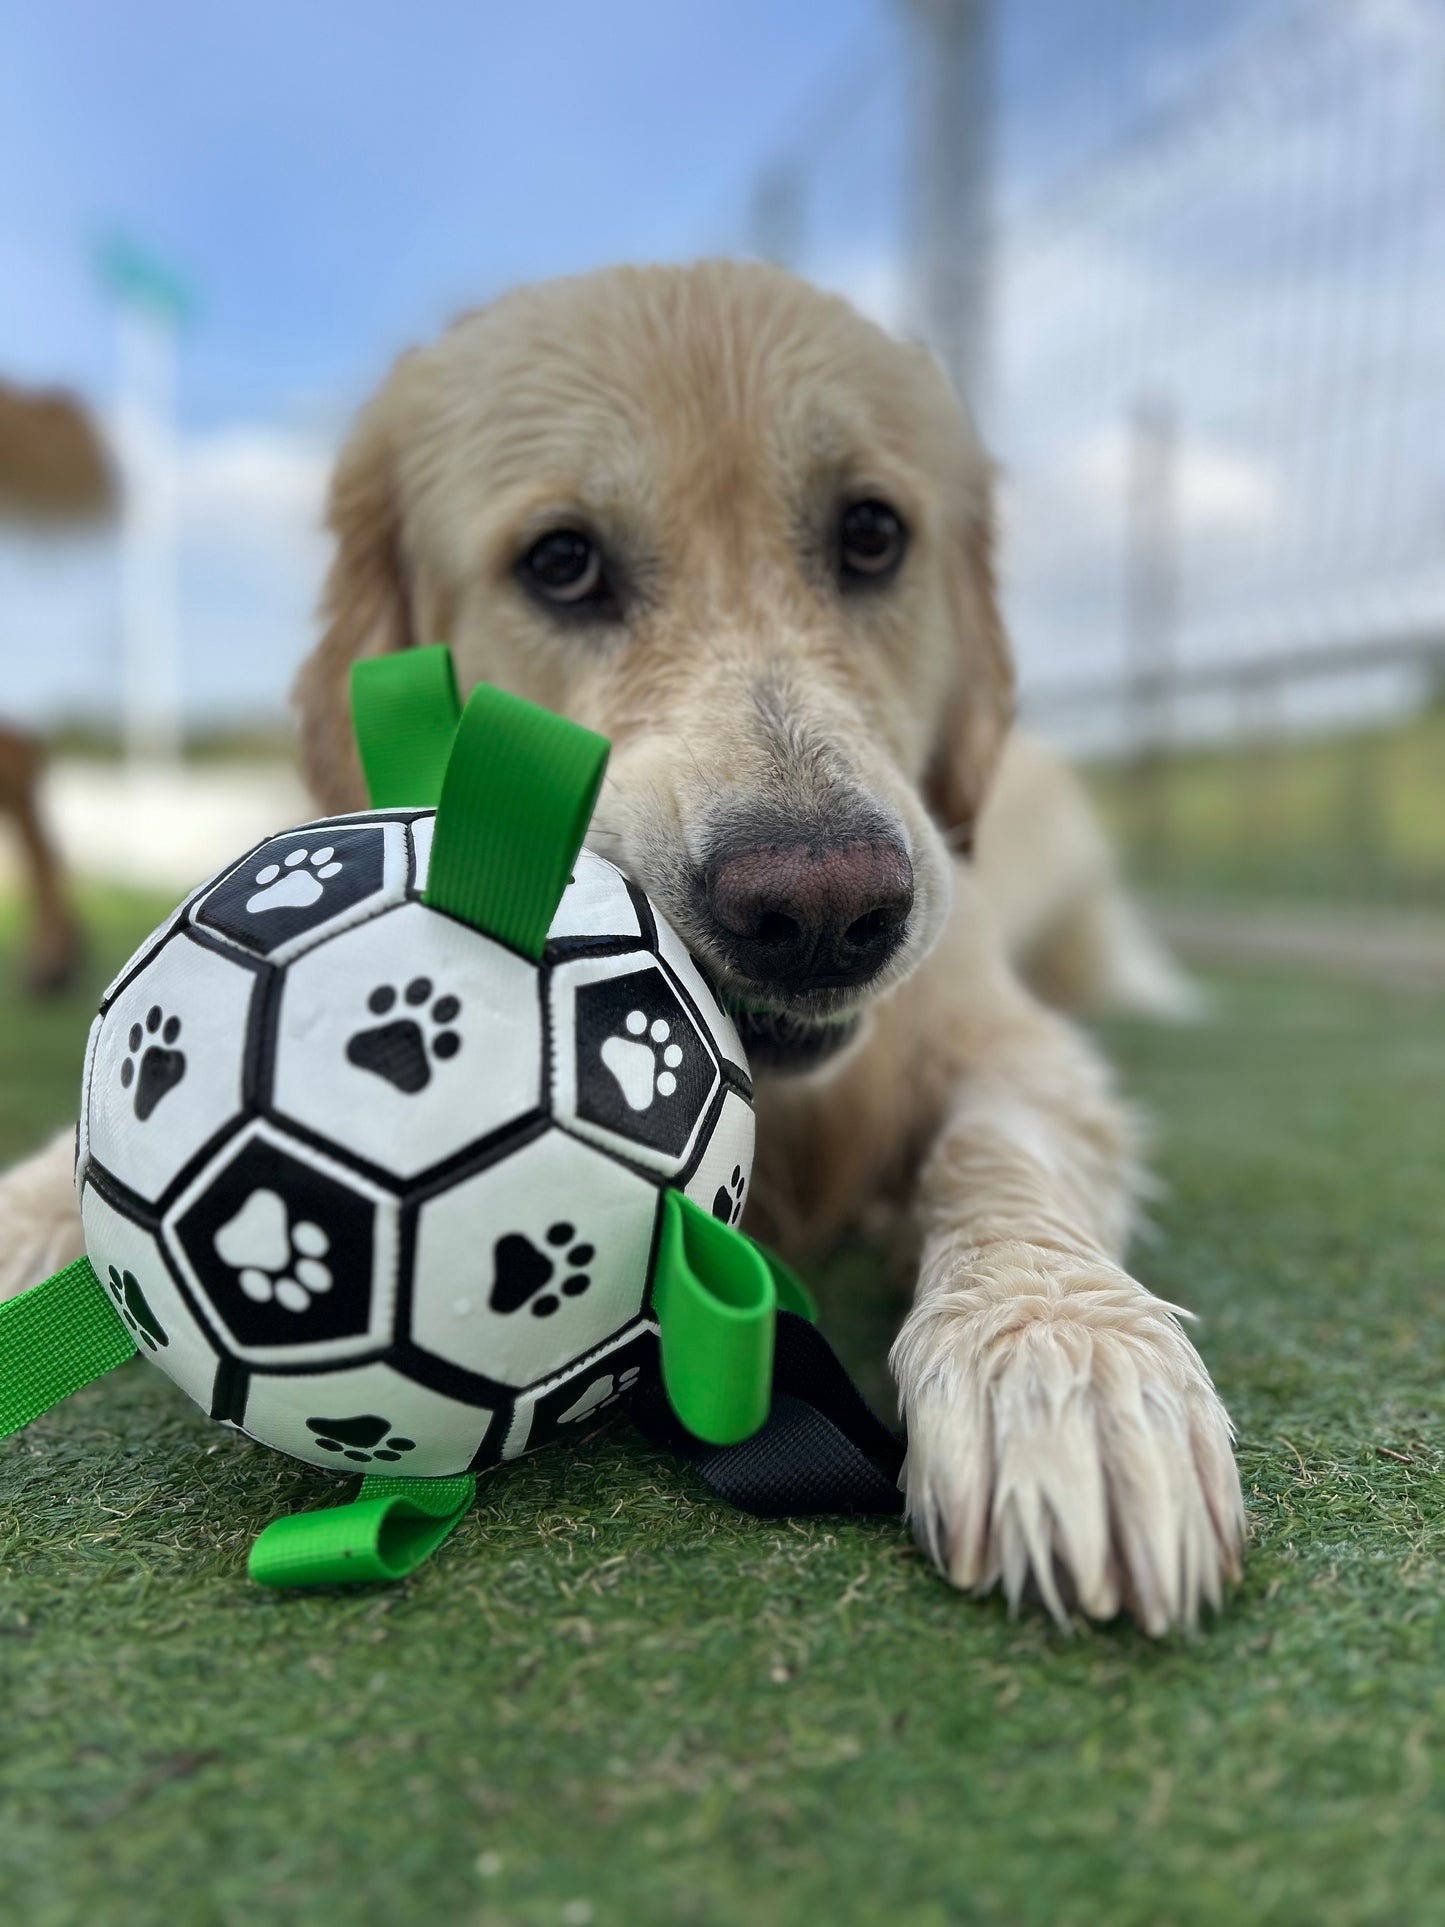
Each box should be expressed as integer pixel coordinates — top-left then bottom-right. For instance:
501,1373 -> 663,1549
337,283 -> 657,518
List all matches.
0,647 -> 902,1588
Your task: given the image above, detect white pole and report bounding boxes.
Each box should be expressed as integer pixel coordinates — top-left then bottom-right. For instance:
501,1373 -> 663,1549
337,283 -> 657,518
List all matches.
1125,393 -> 1179,867
902,0 -> 993,414
116,299 -> 181,766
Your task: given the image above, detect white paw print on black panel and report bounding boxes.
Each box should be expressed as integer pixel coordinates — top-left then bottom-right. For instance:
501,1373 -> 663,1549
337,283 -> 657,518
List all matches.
575,965 -> 714,1158
601,1010 -> 684,1109
246,845 -> 343,914
197,825 -> 387,957
556,1364 -> 641,1425
523,1330 -> 658,1449
212,1188 -> 333,1313
346,977 -> 462,1094
174,1138 -> 376,1351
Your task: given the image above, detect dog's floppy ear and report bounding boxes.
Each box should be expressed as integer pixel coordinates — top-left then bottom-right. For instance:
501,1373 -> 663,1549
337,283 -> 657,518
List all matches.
292,389 -> 416,811
923,475 -> 1016,852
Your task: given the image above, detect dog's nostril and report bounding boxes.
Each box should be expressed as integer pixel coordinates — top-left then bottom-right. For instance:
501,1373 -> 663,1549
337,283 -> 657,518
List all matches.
845,906 -> 902,950
754,909 -> 800,948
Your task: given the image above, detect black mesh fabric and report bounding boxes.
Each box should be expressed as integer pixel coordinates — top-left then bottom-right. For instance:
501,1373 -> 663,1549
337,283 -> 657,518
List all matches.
631,1311 -> 906,1519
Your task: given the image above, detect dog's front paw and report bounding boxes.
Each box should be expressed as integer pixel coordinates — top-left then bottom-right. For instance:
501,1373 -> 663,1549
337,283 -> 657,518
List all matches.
892,1247 -> 1244,1634
0,1127 -> 86,1302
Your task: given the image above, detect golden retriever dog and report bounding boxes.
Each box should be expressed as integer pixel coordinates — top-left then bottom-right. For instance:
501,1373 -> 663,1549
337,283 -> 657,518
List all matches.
0,262 -> 1241,1631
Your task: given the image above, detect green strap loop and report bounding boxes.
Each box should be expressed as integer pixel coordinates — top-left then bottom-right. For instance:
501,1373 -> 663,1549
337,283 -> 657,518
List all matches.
650,1194 -> 814,1447
755,1243 -> 817,1324
248,1473 -> 477,1589
349,645 -> 462,808
424,681 -> 609,960
0,1258 -> 136,1439
350,647 -> 610,955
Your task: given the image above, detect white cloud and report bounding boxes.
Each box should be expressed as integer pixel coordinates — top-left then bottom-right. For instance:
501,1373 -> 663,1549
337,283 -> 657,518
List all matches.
177,424 -> 335,548
1354,0 -> 1445,52
1064,422 -> 1277,534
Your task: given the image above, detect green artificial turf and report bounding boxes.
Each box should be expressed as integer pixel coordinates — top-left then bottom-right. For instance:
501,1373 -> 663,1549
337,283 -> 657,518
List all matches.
1,888 -> 1442,1926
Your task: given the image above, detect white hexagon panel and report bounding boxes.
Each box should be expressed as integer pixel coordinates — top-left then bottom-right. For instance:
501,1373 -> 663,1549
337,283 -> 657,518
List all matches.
503,1323 -> 658,1460
191,816 -> 408,965
86,931 -> 261,1205
651,913 -> 750,1081
550,951 -> 720,1177
272,900 -> 543,1181
410,1127 -> 659,1390
678,1089 -> 756,1230
163,1121 -> 400,1369
545,849 -> 644,947
80,1180 -> 221,1417
239,1359 -> 499,1478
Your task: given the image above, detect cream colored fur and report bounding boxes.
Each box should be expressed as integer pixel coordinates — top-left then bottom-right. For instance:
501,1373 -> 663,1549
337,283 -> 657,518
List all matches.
0,262 -> 1241,1631
0,1128 -> 85,1290
978,734 -> 1202,1021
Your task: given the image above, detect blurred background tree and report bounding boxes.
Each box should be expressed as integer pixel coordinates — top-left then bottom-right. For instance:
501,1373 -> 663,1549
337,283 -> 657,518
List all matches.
0,380 -> 114,990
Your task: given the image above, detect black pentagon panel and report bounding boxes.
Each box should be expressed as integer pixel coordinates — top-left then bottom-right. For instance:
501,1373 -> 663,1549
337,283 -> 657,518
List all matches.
195,823 -> 390,958
574,964 -> 715,1160
511,1325 -> 658,1461
173,1135 -> 377,1352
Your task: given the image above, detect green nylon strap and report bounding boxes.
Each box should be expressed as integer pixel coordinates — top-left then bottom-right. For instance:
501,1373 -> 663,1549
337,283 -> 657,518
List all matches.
0,1258 -> 137,1439
756,1243 -> 818,1324
650,1194 -> 815,1448
350,645 -> 462,808
424,681 -> 610,959
248,1472 -> 477,1589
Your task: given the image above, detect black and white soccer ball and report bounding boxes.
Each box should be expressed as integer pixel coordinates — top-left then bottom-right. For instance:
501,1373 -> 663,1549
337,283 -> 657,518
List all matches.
75,810 -> 754,1476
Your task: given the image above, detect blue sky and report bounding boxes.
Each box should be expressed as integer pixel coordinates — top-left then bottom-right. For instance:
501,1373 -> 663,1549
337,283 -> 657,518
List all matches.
1,0 -> 898,725
2,1 -> 891,435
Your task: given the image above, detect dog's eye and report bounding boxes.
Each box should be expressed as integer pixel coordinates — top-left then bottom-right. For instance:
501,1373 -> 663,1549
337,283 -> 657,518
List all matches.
838,500 -> 907,585
520,529 -> 606,607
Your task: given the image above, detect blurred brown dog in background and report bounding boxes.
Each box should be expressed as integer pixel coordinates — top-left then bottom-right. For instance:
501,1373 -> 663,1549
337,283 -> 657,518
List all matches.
0,261 -> 1240,1631
0,724 -> 80,995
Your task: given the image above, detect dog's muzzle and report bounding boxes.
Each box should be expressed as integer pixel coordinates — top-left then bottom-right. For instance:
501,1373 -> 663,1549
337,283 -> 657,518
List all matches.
723,999 -> 862,1076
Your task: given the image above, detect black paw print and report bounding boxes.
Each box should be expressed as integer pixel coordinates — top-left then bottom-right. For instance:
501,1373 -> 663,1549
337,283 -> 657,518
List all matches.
712,1165 -> 746,1226
119,1005 -> 187,1121
489,1221 -> 595,1318
106,1264 -> 168,1351
346,977 -> 462,1094
304,1414 -> 417,1463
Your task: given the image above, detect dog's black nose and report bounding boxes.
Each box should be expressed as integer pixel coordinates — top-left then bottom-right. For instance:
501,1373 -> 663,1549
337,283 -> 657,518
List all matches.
705,837 -> 914,994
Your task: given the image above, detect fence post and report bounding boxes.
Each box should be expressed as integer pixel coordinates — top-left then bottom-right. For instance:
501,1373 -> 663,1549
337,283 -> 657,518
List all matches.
902,0 -> 994,412
1340,719 -> 1388,901
1125,394 -> 1180,882
1236,665 -> 1282,894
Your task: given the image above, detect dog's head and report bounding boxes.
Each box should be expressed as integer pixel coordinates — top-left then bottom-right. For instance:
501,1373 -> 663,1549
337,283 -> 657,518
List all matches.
295,261 -> 1013,1072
